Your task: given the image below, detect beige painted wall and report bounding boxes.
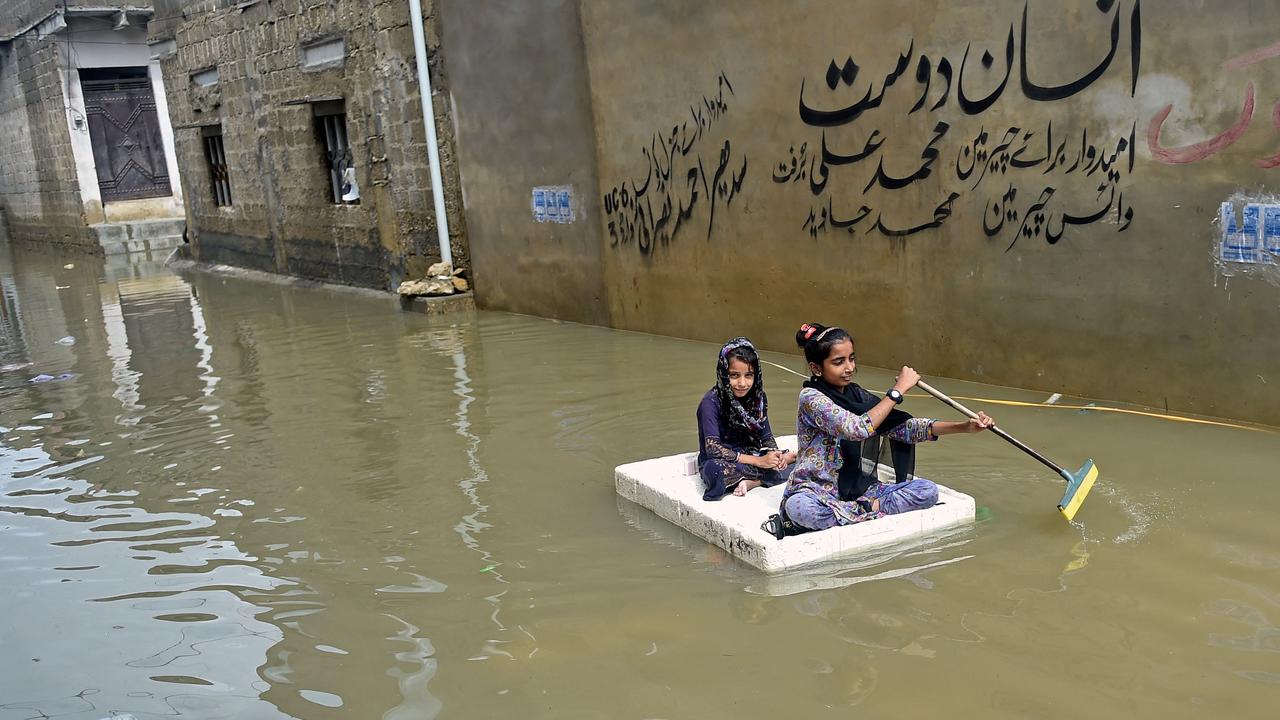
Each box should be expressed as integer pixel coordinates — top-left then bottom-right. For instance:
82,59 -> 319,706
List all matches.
445,0 -> 1280,425
440,0 -> 610,325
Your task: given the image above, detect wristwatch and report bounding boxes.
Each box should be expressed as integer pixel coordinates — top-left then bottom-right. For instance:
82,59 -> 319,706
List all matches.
886,388 -> 904,404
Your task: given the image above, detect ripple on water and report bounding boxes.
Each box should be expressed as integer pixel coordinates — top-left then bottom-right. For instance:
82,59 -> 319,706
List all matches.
154,613 -> 219,623
1206,597 -> 1280,653
376,572 -> 448,594
1236,670 -> 1280,684
299,689 -> 344,708
1213,542 -> 1280,570
150,674 -> 215,686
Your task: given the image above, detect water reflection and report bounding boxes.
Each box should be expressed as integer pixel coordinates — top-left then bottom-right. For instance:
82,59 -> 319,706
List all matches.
0,246 -> 287,718
448,331 -> 510,640
382,613 -> 443,720
0,407 -> 283,718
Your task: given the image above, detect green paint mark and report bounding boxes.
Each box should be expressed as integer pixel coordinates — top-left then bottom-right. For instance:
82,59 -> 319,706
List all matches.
479,565 -> 497,573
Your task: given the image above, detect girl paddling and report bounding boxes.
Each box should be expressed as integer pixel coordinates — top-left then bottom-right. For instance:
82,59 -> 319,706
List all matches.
781,323 -> 994,531
696,337 -> 795,501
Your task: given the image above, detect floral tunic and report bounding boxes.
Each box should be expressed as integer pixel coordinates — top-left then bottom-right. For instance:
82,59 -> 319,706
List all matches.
782,387 -> 936,525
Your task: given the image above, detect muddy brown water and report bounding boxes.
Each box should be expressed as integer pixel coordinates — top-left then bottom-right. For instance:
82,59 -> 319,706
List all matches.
0,241 -> 1277,719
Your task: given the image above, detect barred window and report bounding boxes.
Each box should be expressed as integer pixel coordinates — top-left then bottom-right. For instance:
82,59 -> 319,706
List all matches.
201,125 -> 232,207
312,100 -> 359,204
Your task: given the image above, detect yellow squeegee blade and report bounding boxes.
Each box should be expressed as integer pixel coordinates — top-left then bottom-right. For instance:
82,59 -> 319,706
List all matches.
1057,460 -> 1098,522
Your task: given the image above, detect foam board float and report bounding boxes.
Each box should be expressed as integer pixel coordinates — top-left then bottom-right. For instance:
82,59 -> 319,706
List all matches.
615,435 -> 976,573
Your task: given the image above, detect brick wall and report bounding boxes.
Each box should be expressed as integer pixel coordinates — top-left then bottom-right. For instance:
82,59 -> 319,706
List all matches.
0,38 -> 94,250
154,0 -> 468,290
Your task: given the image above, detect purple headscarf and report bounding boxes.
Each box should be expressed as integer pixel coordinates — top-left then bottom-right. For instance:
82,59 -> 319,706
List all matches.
715,337 -> 768,443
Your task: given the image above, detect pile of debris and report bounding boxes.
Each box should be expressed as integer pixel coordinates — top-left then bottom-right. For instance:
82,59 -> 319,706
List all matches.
397,262 -> 469,297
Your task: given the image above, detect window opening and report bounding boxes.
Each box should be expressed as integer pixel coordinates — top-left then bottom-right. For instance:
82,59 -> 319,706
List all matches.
312,100 -> 359,204
201,125 -> 232,207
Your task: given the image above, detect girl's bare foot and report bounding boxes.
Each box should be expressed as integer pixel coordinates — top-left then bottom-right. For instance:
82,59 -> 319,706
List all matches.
733,478 -> 762,496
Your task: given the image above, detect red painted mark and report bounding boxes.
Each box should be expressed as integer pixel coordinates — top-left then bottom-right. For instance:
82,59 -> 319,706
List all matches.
1223,41 -> 1280,70
1255,101 -> 1280,169
1147,82 -> 1255,164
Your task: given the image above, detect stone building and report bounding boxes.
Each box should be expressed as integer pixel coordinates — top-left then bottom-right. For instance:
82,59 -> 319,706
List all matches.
148,0 -> 467,290
0,1 -> 187,254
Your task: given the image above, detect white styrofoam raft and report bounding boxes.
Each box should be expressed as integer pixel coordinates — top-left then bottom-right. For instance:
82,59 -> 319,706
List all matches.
615,435 -> 976,573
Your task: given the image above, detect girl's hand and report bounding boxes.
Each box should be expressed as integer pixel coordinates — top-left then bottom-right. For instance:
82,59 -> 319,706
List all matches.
894,366 -> 921,394
967,411 -> 995,433
763,450 -> 785,470
780,450 -> 796,467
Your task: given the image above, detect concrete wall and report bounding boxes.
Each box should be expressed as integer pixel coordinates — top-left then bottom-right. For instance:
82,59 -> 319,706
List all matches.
153,0 -> 468,291
0,37 -> 95,249
441,0 -> 1280,426
438,0 -> 608,325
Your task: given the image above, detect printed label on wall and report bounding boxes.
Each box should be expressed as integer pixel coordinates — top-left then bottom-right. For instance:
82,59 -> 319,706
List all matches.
1220,201 -> 1277,265
1263,205 -> 1280,258
532,185 -> 575,224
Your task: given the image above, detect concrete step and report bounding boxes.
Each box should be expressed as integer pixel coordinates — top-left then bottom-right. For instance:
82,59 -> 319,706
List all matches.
91,218 -> 187,256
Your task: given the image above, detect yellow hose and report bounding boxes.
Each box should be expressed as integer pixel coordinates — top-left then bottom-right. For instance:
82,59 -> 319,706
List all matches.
759,359 -> 1275,435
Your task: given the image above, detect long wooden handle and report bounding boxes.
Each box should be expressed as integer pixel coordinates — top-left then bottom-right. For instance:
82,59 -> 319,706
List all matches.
915,380 -> 1068,478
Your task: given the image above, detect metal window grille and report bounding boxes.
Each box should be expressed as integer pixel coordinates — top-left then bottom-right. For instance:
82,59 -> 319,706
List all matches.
314,104 -> 356,204
201,126 -> 232,207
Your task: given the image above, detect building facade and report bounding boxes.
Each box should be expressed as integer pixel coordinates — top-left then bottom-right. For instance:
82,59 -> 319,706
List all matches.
149,0 -> 467,290
438,0 -> 1280,426
0,1 -> 186,254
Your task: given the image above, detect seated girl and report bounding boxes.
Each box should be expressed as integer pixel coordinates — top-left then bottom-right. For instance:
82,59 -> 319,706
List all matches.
696,337 -> 796,500
781,323 -> 994,531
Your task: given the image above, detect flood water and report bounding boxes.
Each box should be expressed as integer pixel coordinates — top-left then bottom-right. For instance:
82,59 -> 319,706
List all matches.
0,240 -> 1277,719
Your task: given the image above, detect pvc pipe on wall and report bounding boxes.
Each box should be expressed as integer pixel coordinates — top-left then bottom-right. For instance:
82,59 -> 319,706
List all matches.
407,0 -> 453,267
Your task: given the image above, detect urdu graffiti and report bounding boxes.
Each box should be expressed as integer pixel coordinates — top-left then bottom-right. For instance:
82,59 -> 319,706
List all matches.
603,72 -> 747,256
1149,39 -> 1280,169
774,0 -> 1142,249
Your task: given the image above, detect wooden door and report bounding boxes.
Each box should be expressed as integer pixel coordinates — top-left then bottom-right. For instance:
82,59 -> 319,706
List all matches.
81,71 -> 172,202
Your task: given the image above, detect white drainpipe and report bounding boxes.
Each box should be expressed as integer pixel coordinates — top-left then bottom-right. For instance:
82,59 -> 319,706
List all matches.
407,0 -> 453,267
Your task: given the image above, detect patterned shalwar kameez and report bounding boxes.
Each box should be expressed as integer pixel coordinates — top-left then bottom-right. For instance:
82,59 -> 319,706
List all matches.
781,387 -> 940,530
